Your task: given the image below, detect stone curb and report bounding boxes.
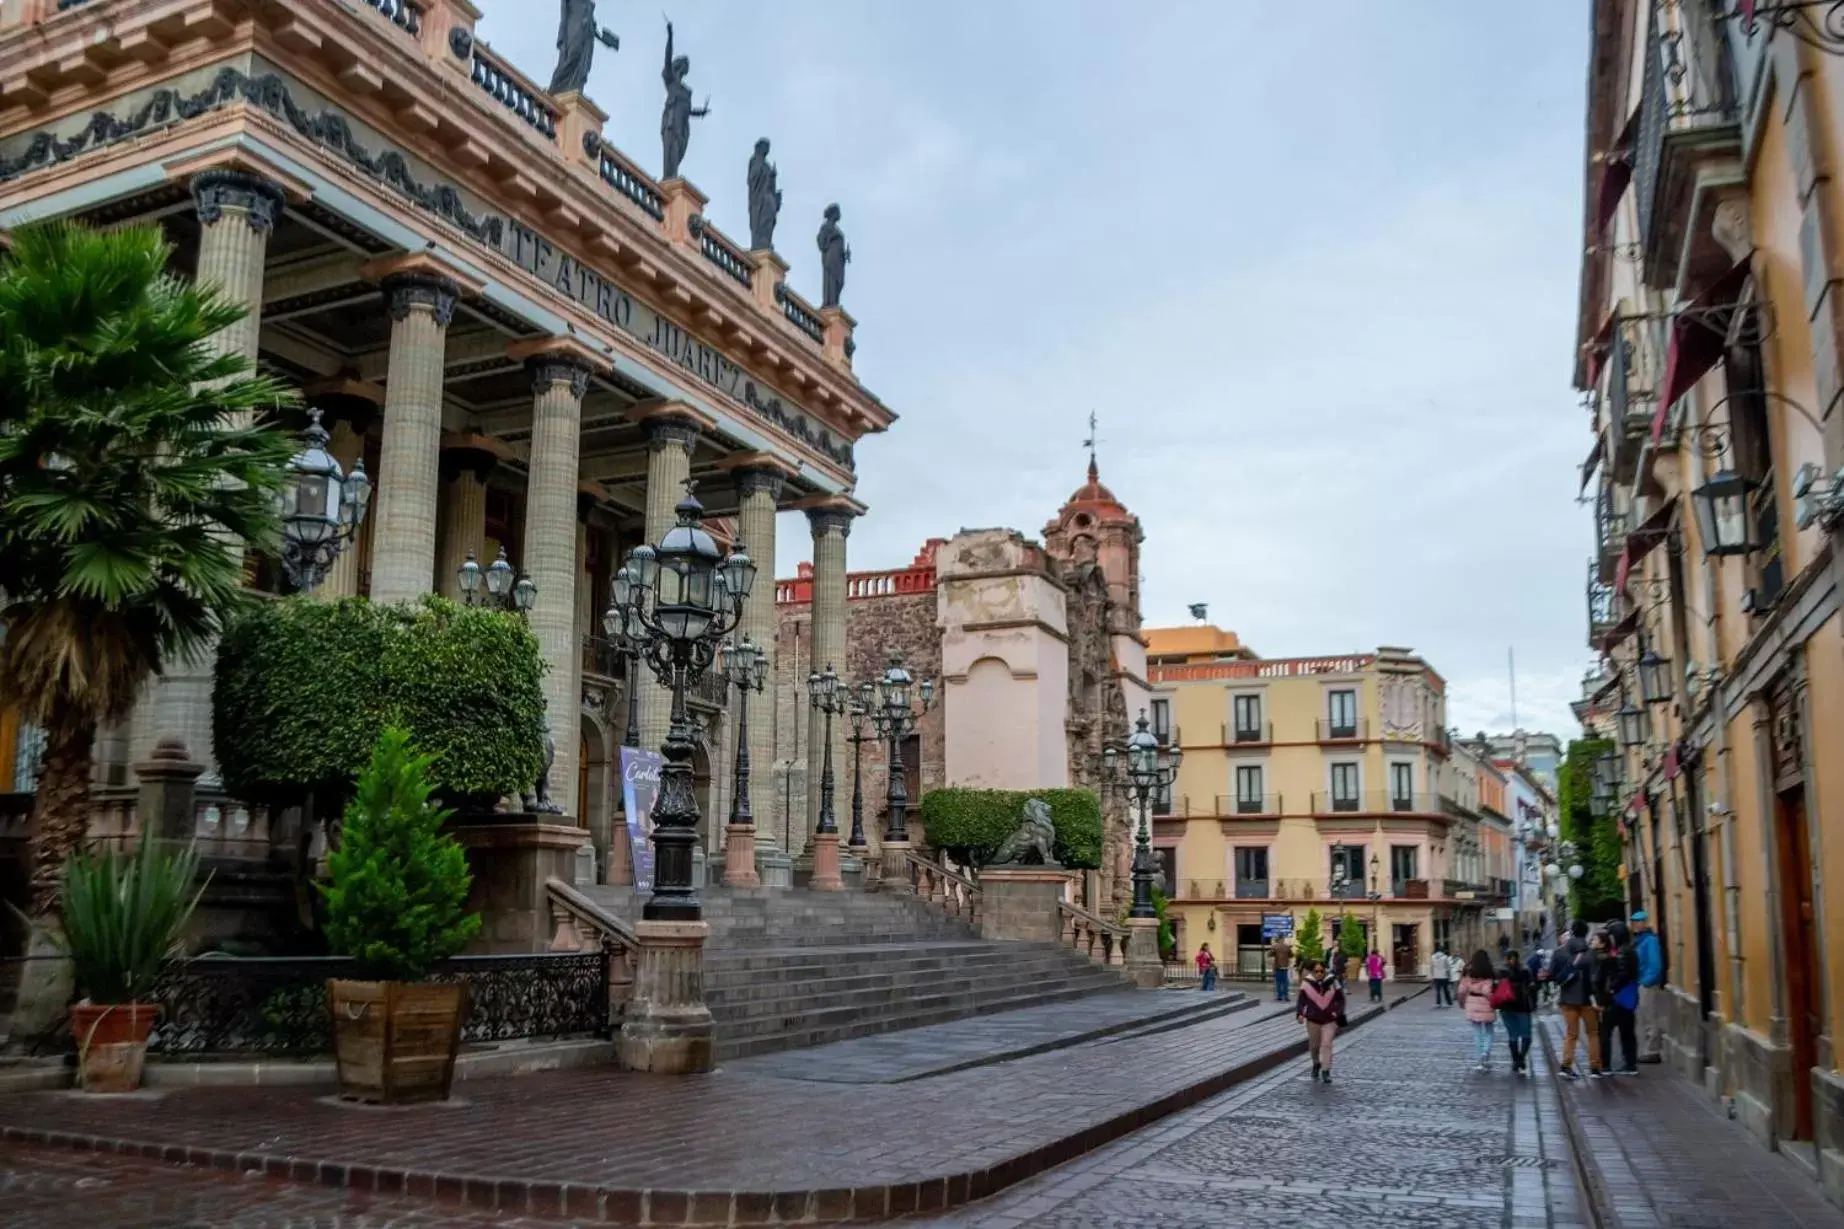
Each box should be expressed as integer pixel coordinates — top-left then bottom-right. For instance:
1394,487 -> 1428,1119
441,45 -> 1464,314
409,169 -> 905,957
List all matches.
1536,1014 -> 1611,1229
0,988 -> 1425,1225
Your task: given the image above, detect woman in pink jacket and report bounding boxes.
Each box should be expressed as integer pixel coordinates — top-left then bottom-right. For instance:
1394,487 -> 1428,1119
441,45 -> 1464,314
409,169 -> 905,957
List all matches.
1455,949 -> 1499,1071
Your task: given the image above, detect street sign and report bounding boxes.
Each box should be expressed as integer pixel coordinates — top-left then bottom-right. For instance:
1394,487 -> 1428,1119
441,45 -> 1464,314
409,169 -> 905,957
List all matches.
1261,913 -> 1294,939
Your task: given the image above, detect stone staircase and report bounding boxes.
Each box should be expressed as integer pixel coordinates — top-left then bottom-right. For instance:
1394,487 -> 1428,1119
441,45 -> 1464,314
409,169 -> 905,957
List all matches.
573,885 -> 1137,1061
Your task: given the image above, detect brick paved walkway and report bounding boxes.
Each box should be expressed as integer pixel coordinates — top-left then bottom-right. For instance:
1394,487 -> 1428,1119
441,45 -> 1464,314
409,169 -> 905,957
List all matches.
0,988 -> 1416,1225
914,998 -> 1588,1229
1538,1014 -> 1844,1228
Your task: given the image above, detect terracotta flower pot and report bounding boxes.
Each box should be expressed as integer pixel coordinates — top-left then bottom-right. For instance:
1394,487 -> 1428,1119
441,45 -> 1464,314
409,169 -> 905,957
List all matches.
68,1001 -> 159,1093
328,979 -> 466,1104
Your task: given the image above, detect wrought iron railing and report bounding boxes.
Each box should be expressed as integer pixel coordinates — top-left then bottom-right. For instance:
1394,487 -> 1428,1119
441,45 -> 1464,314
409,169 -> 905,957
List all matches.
1235,878 -> 1270,899
1058,900 -> 1130,968
144,950 -> 607,1056
690,217 -> 753,289
904,851 -> 981,925
1634,2 -> 1740,257
1587,560 -> 1620,644
467,43 -> 558,142
581,635 -> 631,680
1223,793 -> 1282,816
775,283 -> 825,343
545,877 -> 638,1023
1230,721 -> 1273,744
1315,717 -> 1367,742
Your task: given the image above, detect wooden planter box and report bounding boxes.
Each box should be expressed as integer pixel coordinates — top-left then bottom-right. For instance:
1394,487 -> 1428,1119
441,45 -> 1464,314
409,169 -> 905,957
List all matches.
69,1001 -> 159,1093
327,979 -> 465,1104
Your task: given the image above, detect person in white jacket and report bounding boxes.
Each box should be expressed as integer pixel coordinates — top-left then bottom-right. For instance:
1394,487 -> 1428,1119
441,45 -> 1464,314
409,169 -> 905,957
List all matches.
1431,947 -> 1454,1008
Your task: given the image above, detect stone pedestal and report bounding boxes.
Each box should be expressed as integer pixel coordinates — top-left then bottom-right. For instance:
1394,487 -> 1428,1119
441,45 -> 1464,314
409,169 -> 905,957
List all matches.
552,90 -> 608,171
979,866 -> 1072,944
757,848 -> 794,889
841,854 -> 865,892
723,824 -> 760,887
1126,916 -> 1165,989
810,831 -> 844,892
880,839 -> 914,895
618,919 -> 714,1074
133,738 -> 204,844
659,177 -> 708,248
454,820 -> 589,953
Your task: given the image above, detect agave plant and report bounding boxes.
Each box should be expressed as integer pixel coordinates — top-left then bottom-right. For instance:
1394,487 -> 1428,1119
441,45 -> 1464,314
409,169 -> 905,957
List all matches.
58,838 -> 207,1005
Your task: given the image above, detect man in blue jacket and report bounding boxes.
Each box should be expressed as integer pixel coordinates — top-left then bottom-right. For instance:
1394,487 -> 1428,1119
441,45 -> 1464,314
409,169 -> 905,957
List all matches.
1632,910 -> 1665,1064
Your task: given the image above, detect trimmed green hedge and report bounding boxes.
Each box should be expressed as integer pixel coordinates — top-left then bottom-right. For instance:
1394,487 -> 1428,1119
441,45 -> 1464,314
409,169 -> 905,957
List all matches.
917,787 -> 1103,870
213,595 -> 546,807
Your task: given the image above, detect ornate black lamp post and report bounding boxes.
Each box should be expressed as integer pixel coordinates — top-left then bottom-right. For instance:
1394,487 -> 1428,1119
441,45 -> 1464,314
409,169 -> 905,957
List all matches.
606,490 -> 755,921
603,560 -> 648,749
280,409 -> 372,591
808,664 -> 848,891
866,652 -> 934,890
459,545 -> 537,615
718,635 -> 766,886
846,682 -> 875,856
1102,710 -> 1183,922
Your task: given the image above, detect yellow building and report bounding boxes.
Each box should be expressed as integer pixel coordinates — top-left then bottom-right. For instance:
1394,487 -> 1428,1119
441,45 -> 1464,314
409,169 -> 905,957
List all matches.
1576,0 -> 1844,1198
1146,631 -> 1510,979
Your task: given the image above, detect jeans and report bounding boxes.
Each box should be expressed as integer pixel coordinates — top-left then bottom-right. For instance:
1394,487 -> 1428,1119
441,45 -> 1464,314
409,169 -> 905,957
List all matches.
1200,967 -> 1217,991
1501,1011 -> 1533,1069
1560,1003 -> 1603,1072
1368,977 -> 1383,1002
1433,979 -> 1453,1006
1274,967 -> 1290,1001
1600,1003 -> 1638,1071
1471,1019 -> 1495,1062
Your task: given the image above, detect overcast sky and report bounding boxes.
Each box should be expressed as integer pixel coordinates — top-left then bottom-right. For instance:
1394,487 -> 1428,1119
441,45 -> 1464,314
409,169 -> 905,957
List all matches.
477,1 -> 1596,739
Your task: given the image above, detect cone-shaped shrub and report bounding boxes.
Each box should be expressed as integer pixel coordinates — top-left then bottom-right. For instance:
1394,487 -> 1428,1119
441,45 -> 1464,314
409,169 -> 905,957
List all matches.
322,727 -> 480,981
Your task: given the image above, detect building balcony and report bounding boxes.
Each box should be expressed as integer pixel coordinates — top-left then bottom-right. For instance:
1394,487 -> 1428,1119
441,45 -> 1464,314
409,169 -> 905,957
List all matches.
1606,316 -> 1662,482
1632,11 -> 1742,285
1327,878 -> 1368,901
1586,561 -> 1620,649
1235,878 -> 1270,899
1221,793 -> 1283,817
1315,717 -> 1367,743
1309,791 -> 1442,817
1395,878 -> 1431,900
1230,720 -> 1273,745
1179,879 -> 1226,901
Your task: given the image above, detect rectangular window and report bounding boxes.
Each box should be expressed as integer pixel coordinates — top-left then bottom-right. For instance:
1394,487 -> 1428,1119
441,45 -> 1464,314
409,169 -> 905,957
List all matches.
1329,843 -> 1366,896
1235,764 -> 1264,813
1150,698 -> 1172,744
1327,690 -> 1358,738
1390,762 -> 1415,810
1330,762 -> 1359,811
1232,694 -> 1263,742
1390,844 -> 1419,887
1234,846 -> 1269,883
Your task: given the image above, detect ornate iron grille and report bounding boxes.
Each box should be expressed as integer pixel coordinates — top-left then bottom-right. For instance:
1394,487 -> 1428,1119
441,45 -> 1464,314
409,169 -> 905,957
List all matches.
146,951 -> 608,1056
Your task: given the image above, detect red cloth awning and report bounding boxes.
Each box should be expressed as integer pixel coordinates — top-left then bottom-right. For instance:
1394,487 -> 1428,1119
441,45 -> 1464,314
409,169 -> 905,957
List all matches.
1649,258 -> 1754,445
1600,606 -> 1640,654
1596,157 -> 1634,234
1579,434 -> 1606,495
1614,498 -> 1676,591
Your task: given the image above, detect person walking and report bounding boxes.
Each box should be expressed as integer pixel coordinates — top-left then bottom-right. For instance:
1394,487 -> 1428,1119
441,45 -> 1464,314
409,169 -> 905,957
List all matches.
1631,911 -> 1665,1064
1364,948 -> 1386,1003
1196,942 -> 1218,992
1594,924 -> 1640,1076
1431,946 -> 1454,1008
1498,949 -> 1538,1076
1295,959 -> 1347,1084
1526,946 -> 1550,1009
1270,933 -> 1293,1003
1548,918 -> 1602,1079
1455,950 -> 1499,1071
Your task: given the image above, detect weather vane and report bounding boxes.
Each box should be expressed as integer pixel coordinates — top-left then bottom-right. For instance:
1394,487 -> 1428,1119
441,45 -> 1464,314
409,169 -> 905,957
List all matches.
1081,411 -> 1102,469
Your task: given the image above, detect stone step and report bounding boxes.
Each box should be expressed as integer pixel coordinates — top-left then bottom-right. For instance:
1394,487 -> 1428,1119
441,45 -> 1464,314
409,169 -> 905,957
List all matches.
714,983 -> 1134,1060
716,981 -> 1131,1040
708,965 -> 1128,1016
705,955 -> 1116,1003
702,940 -> 1020,970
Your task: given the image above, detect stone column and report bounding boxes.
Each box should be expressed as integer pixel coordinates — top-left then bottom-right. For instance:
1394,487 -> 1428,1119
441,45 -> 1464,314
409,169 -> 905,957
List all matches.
524,355 -> 593,821
617,919 -> 714,1074
368,274 -> 457,605
435,451 -> 491,601
322,418 -> 367,599
804,509 -> 852,852
133,171 -> 285,768
638,419 -> 698,752
736,469 -> 789,886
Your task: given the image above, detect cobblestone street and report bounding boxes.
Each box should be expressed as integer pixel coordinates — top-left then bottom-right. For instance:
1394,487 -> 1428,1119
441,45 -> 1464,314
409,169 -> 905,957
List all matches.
921,999 -> 1588,1229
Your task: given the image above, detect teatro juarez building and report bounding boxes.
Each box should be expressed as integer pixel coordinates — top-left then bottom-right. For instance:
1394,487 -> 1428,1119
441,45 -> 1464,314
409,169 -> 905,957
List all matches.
0,0 -> 892,915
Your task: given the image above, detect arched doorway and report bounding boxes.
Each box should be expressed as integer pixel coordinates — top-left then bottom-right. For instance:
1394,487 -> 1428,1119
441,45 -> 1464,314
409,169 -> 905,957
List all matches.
579,710 -> 611,884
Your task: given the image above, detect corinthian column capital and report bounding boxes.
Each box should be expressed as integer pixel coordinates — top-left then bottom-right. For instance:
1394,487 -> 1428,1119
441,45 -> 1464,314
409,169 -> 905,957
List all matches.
190,170 -> 286,234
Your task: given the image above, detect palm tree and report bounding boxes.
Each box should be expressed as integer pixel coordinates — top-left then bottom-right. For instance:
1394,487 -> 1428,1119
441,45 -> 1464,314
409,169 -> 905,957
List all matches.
0,220 -> 296,921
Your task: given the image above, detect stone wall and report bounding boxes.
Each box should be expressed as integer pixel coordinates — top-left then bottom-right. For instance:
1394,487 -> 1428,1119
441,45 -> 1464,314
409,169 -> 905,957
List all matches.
774,589 -> 943,858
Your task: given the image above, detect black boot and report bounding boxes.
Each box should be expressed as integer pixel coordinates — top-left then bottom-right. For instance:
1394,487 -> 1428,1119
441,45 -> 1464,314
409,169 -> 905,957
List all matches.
1311,1059 -> 1321,1081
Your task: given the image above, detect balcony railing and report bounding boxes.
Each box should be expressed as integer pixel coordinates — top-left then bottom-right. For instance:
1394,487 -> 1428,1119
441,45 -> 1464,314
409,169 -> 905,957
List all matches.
1395,878 -> 1430,899
1230,721 -> 1273,744
363,0 -> 423,35
591,140 -> 665,221
581,636 -> 630,680
466,41 -> 558,142
1633,4 -> 1740,266
690,216 -> 753,289
1235,878 -> 1270,899
1327,878 -> 1368,900
1309,791 -> 1441,816
1222,793 -> 1283,817
1180,879 -> 1226,900
1586,560 -> 1619,647
1315,717 -> 1367,742
776,283 -> 825,343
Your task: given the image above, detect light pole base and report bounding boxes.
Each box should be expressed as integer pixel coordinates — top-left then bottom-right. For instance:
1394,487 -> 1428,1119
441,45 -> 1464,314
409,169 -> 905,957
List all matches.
617,919 -> 714,1074
879,839 -> 914,894
810,831 -> 845,892
1126,916 -> 1165,989
722,824 -> 760,887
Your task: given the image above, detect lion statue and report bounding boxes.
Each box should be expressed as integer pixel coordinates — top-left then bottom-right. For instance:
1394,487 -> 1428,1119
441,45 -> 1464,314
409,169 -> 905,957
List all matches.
991,797 -> 1060,867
